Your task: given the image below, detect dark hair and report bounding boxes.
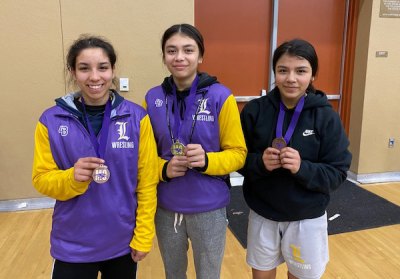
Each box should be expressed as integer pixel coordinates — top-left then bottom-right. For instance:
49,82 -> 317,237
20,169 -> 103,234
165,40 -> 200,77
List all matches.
161,24 -> 205,58
272,39 -> 318,92
66,34 -> 117,71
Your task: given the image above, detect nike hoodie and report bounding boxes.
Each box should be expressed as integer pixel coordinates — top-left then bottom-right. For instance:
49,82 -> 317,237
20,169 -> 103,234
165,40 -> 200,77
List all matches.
239,87 -> 352,221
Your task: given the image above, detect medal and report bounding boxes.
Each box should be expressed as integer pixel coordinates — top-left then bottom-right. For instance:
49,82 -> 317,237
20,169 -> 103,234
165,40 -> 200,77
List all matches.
272,137 -> 287,150
171,140 -> 185,156
92,164 -> 110,184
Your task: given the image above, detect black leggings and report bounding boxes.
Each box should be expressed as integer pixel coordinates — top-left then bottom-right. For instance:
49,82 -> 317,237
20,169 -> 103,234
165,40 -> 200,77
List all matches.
52,253 -> 137,279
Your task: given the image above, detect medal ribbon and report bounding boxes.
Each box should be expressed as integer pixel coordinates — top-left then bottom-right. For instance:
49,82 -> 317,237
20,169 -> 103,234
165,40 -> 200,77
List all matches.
276,95 -> 305,144
81,97 -> 112,159
167,75 -> 200,144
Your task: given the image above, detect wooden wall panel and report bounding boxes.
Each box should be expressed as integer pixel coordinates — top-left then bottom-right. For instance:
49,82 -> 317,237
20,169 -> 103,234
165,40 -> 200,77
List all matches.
0,0 -> 64,200
195,0 -> 272,97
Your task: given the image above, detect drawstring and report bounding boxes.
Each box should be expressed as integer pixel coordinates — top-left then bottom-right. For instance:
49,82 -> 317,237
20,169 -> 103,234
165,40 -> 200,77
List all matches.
174,213 -> 184,233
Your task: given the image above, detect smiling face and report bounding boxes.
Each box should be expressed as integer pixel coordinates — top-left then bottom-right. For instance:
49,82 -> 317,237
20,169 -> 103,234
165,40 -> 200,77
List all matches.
163,33 -> 202,90
274,53 -> 313,108
71,47 -> 114,105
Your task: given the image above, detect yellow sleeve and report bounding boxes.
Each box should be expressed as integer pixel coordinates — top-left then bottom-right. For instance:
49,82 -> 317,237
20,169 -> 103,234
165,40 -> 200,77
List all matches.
142,99 -> 168,182
141,100 -> 148,110
32,122 -> 90,201
130,114 -> 159,252
204,94 -> 247,175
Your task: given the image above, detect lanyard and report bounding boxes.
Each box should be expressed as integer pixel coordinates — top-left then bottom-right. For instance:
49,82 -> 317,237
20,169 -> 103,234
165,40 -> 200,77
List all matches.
165,76 -> 202,144
81,97 -> 112,159
276,95 -> 305,144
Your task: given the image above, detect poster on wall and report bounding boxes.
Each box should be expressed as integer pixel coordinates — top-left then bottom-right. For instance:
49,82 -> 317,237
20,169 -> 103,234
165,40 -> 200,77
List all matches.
380,0 -> 400,17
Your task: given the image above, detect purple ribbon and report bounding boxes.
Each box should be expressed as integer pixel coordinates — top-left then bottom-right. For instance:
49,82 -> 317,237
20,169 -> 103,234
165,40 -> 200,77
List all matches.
81,97 -> 112,159
276,95 -> 305,144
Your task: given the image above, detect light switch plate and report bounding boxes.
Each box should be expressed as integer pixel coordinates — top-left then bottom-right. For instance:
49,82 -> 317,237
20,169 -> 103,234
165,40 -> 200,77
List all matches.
120,78 -> 129,92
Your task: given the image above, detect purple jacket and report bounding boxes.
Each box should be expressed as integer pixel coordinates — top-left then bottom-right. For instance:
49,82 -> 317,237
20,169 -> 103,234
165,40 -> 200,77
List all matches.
145,74 -> 233,214
36,92 -> 145,262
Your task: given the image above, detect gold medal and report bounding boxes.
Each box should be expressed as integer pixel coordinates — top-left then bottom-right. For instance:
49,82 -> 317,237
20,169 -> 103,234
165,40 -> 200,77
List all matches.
272,137 -> 287,150
171,140 -> 185,156
92,164 -> 110,184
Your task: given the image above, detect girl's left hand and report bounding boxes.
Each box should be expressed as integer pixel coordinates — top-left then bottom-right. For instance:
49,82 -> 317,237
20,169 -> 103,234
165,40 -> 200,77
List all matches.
185,144 -> 206,168
131,249 -> 148,262
279,147 -> 301,174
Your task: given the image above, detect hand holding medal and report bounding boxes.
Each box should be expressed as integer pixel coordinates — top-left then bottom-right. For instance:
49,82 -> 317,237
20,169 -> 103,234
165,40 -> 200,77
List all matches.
262,148 -> 282,171
185,143 -> 206,169
263,146 -> 301,174
279,147 -> 301,174
167,143 -> 206,178
166,155 -> 189,178
74,157 -> 108,183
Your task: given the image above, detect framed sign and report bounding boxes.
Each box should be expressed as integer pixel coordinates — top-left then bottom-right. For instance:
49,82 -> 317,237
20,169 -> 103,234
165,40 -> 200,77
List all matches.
380,0 -> 400,18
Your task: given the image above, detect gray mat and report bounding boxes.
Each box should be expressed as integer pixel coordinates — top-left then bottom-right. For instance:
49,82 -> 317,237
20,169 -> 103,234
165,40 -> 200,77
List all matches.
227,180 -> 400,248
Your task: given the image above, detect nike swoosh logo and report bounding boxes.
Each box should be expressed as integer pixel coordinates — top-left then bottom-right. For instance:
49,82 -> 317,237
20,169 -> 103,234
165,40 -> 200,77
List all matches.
303,130 -> 315,136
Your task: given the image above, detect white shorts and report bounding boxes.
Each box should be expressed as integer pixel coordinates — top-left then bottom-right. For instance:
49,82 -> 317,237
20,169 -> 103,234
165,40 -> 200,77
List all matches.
246,210 -> 329,279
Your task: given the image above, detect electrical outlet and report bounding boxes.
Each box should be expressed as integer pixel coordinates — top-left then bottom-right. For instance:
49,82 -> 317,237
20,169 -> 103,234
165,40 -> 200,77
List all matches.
388,138 -> 395,148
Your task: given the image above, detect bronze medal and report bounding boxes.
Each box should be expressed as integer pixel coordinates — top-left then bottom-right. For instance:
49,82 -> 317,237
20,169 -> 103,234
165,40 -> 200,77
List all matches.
92,164 -> 110,184
171,140 -> 185,156
272,137 -> 287,150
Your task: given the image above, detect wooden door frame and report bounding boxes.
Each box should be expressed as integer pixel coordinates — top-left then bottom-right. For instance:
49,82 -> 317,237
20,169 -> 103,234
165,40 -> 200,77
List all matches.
340,0 -> 360,135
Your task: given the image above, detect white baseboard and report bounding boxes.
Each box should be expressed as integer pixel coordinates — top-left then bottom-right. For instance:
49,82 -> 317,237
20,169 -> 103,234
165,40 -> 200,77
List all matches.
348,171 -> 400,184
230,171 -> 400,185
0,197 -> 55,212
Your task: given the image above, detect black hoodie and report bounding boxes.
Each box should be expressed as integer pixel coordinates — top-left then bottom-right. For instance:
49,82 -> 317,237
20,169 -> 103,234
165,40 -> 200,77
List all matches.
239,87 -> 352,221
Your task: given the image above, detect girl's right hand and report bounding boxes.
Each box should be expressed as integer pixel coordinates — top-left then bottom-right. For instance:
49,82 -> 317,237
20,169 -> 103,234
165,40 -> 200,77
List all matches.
262,147 -> 282,171
74,157 -> 105,182
166,156 -> 188,178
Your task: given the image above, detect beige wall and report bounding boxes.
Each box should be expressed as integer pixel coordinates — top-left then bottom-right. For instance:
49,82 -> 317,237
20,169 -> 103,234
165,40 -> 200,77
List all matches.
349,0 -> 400,176
0,0 -> 193,200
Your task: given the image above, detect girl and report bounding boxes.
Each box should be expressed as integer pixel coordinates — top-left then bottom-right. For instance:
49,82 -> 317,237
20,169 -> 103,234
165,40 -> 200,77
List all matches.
32,35 -> 158,278
144,24 -> 247,279
239,39 -> 352,279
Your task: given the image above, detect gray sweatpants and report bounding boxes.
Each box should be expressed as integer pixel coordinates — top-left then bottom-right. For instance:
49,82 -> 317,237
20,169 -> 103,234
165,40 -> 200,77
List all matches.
155,207 -> 228,279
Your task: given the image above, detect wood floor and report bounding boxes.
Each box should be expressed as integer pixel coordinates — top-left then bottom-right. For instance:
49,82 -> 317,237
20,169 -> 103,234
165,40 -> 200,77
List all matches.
0,182 -> 399,279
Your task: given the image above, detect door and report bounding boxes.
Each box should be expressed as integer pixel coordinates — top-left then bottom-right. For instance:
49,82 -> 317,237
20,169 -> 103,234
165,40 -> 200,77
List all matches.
195,0 -> 272,110
195,0 -> 350,114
